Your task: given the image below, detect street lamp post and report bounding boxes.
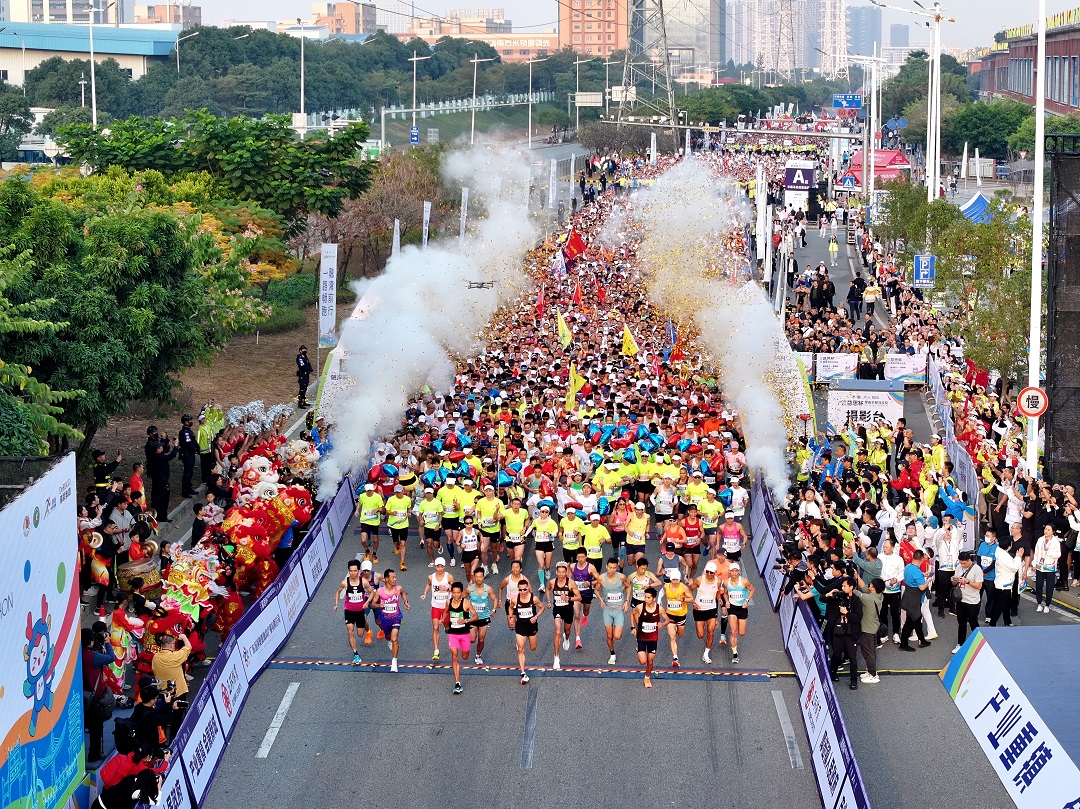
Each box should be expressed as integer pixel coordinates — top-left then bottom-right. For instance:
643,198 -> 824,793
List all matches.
86,2 -> 115,129
526,56 -> 548,149
408,50 -> 433,142
470,53 -> 495,146
1027,0 -> 1047,474
573,57 -> 595,133
175,30 -> 199,74
296,19 -> 308,138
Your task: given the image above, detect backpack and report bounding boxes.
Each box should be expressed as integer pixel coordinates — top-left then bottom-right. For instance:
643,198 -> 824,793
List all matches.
112,717 -> 139,755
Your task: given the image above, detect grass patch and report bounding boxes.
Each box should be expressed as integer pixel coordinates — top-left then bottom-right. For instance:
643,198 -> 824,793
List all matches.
260,304 -> 306,334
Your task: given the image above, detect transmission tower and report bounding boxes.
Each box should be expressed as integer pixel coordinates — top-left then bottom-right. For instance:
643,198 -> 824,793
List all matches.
617,0 -> 678,125
819,0 -> 849,80
775,0 -> 796,82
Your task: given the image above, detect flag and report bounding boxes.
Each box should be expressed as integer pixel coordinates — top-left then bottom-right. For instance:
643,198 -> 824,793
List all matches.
564,228 -> 587,261
566,363 -> 586,410
557,309 -> 573,348
536,285 -> 545,318
663,317 -> 676,362
651,353 -> 661,378
552,249 -> 568,280
621,324 -> 639,357
572,282 -> 582,308
595,277 -> 606,305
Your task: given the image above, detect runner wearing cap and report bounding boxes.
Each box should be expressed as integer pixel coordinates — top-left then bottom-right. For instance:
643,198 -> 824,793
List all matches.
546,561 -> 582,670
719,512 -> 747,562
631,587 -> 668,688
443,582 -> 478,694
459,515 -> 484,579
657,542 -> 685,583
355,484 -> 384,564
581,512 -> 610,573
502,497 -> 530,566
599,558 -> 631,665
458,478 -> 481,527
385,485 -> 412,572
526,504 -> 558,589
421,559 -> 454,661
467,567 -> 497,667
510,579 -> 545,684
662,570 -> 693,668
417,487 -> 443,567
625,502 -> 650,567
559,509 -> 585,565
359,559 -> 382,645
368,570 -> 410,673
475,484 -> 503,575
692,561 -> 722,664
607,498 -> 632,569
437,478 -> 463,567
571,549 -> 600,649
722,562 -> 755,665
332,559 -> 372,665
697,488 -> 724,558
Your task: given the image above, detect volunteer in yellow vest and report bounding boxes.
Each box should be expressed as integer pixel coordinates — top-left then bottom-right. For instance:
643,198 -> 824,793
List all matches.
418,487 -> 443,566
502,496 -> 530,566
385,485 -> 413,572
355,483 -> 385,563
475,484 -> 504,575
625,502 -> 650,567
560,508 -> 585,565
663,570 -> 694,668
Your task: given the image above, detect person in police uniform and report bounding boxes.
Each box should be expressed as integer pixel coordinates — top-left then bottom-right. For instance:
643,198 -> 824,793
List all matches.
296,344 -> 314,408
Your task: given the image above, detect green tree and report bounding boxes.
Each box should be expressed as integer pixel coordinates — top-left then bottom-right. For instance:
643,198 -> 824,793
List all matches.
25,56 -> 134,117
0,88 -> 33,160
942,100 -> 1032,160
56,111 -> 373,225
35,105 -> 106,138
160,77 -> 222,119
1008,112 -> 1080,154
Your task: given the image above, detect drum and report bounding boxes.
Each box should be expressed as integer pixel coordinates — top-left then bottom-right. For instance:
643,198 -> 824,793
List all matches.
117,556 -> 161,599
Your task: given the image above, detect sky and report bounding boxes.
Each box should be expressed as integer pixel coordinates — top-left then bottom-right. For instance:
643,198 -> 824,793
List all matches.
208,0 -> 1080,50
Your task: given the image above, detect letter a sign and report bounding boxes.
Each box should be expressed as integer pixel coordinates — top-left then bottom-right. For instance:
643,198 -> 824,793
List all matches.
784,166 -> 814,191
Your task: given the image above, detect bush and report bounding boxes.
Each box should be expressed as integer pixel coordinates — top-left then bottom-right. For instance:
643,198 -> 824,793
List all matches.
260,304 -> 306,334
266,273 -> 317,308
338,285 -> 356,304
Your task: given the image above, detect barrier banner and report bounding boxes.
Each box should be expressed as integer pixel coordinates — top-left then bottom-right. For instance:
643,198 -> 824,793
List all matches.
826,389 -> 903,429
751,515 -> 776,577
277,556 -> 310,633
208,635 -> 250,739
884,353 -> 927,384
778,581 -> 796,640
787,601 -> 819,685
815,353 -> 858,381
750,485 -> 767,540
761,541 -> 785,608
794,352 -> 815,381
238,584 -> 287,681
176,683 -> 227,803
0,454 -> 83,809
324,475 -> 355,555
157,760 -> 194,809
940,630 -> 1080,807
301,526 -> 331,598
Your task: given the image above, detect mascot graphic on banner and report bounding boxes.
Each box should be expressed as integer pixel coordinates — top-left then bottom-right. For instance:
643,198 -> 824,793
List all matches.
22,595 -> 55,737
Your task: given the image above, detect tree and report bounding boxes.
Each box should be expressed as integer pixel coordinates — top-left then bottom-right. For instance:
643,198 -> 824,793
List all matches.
56,111 -> 374,226
25,56 -> 134,117
160,77 -> 223,119
943,100 -> 1032,160
0,89 -> 33,160
36,105 -> 107,138
900,94 -> 959,150
1008,112 -> 1080,154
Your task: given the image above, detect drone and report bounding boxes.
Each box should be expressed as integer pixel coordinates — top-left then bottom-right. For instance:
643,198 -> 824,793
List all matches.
467,281 -> 495,289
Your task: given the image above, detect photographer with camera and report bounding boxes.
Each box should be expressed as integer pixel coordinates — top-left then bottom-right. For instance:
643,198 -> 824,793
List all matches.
92,769 -> 161,809
151,633 -> 191,739
825,576 -> 863,689
98,745 -> 169,789
129,682 -> 175,749
82,627 -> 118,765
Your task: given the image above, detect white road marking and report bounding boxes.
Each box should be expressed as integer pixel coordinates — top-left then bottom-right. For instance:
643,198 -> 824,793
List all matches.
772,690 -> 805,769
255,682 -> 300,759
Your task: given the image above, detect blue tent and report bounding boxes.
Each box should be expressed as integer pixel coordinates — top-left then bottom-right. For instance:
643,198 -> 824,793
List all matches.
959,193 -> 992,223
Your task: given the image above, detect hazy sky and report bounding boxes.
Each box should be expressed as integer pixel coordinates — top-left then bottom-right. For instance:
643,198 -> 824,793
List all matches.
208,0 -> 1080,50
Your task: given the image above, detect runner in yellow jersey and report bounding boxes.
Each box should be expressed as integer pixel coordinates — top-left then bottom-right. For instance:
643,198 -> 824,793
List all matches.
625,502 -> 651,567
474,484 -> 503,575
355,483 -> 385,563
437,477 -> 464,567
417,487 -> 444,567
559,509 -> 586,565
385,485 -> 413,571
697,488 -> 725,559
662,570 -> 694,668
502,497 -> 530,566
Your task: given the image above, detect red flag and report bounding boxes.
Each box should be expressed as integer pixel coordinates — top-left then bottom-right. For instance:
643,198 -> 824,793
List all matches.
536,285 -> 545,317
572,282 -> 582,308
652,354 -> 661,378
564,228 -> 587,261
595,277 -> 606,305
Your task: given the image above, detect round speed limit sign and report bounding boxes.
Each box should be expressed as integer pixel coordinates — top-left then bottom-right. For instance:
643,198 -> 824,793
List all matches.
1017,387 -> 1048,418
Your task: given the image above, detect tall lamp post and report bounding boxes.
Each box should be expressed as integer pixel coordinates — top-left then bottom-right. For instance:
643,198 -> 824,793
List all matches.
297,18 -> 308,139
175,30 -> 199,74
408,49 -> 432,143
573,56 -> 595,133
526,55 -> 548,149
470,53 -> 495,146
86,2 -> 115,129
1027,0 -> 1047,474
871,0 -> 954,202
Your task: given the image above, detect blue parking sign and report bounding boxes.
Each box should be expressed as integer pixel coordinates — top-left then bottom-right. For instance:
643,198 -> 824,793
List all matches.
914,254 -> 936,289
410,125 -> 420,144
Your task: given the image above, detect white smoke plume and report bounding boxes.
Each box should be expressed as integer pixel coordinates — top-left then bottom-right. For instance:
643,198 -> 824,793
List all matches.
633,157 -> 796,499
315,145 -> 537,495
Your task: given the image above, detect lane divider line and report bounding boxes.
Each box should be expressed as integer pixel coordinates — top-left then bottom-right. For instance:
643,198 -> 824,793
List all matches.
255,681 -> 300,759
772,690 -> 805,770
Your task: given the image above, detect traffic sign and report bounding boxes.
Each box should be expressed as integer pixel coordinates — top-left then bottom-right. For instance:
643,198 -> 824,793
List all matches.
409,125 -> 420,144
913,254 -> 936,289
837,108 -> 858,119
1017,387 -> 1048,418
840,176 -> 856,188
833,93 -> 863,109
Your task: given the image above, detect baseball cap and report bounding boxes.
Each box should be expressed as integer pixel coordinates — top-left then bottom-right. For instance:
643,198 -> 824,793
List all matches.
360,560 -> 373,571
424,487 -> 434,494
730,562 -> 741,570
364,484 -> 375,491
669,570 -> 682,581
446,476 -> 457,483
435,557 -> 446,567
634,502 -> 645,510
704,561 -> 718,572
665,542 -> 676,551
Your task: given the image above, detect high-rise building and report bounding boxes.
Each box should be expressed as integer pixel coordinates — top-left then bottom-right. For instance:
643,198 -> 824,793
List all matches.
846,3 -> 881,57
312,2 -> 377,35
10,0 -> 130,23
662,0 -> 724,72
728,0 -> 753,65
557,0 -> 628,58
376,0 -> 413,34
889,22 -> 908,47
133,4 -> 202,26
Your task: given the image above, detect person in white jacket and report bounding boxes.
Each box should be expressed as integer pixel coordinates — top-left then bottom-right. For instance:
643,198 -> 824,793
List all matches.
1032,525 -> 1062,613
934,518 -> 962,617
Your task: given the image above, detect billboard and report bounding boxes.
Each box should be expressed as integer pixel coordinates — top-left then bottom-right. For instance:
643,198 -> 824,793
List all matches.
0,454 -> 84,809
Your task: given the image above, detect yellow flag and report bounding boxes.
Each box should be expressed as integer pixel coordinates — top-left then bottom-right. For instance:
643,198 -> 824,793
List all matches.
566,363 -> 585,411
557,309 -> 572,348
621,324 -> 639,357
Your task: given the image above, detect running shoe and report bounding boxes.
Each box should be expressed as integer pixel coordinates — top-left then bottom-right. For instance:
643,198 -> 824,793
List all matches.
453,682 -> 463,695
671,657 -> 679,669
702,649 -> 712,664
364,629 -> 373,645
372,555 -> 379,564
391,659 -> 398,673
643,676 -> 652,689
859,673 -> 880,684
450,559 -> 457,567
552,656 -> 561,670
400,563 -> 407,571
581,615 -> 588,628
377,630 -> 385,640
353,653 -> 361,666
520,673 -> 530,684
718,636 -> 727,646
731,651 -> 739,664
475,655 -> 485,667
575,637 -> 582,650
561,635 -> 570,651
951,645 -> 962,654
607,654 -> 617,665
432,649 -> 440,661
491,563 -> 499,575
893,633 -> 901,643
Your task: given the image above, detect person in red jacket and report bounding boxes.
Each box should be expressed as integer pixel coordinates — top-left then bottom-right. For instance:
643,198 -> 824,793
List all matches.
98,748 -> 169,789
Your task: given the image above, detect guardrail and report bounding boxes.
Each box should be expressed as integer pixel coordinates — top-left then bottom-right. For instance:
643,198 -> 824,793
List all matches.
749,473 -> 872,809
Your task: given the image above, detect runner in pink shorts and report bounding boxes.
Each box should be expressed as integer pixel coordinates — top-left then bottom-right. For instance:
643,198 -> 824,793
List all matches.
443,582 -> 478,695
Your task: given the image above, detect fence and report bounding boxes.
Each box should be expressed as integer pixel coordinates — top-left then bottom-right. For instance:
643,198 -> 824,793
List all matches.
150,475 -> 356,809
749,474 -> 873,809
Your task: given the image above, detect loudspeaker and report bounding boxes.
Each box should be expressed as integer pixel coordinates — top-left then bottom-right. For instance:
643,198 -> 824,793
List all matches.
1046,153 -> 1080,485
